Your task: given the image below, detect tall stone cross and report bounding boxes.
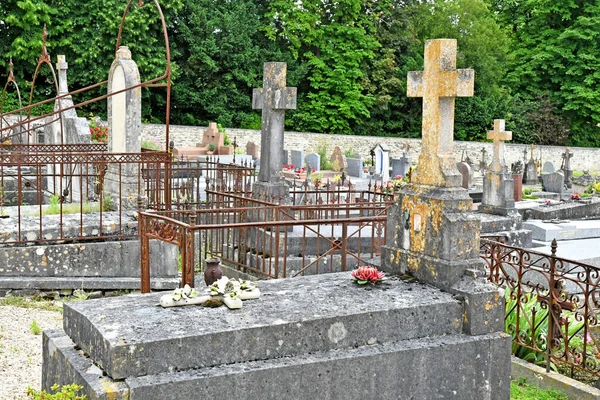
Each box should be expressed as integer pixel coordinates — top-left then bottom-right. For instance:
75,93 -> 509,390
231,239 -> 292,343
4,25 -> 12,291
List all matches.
56,55 -> 69,95
407,39 -> 474,187
487,119 -> 512,173
252,62 -> 297,182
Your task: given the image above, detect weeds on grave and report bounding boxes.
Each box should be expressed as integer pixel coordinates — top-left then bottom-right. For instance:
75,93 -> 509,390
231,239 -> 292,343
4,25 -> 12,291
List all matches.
0,296 -> 62,312
71,289 -> 90,301
29,320 -> 42,335
26,383 -> 87,400
510,377 -> 568,400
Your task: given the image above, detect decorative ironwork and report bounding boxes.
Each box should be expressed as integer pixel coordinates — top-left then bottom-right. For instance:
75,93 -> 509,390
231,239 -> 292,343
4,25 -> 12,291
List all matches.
480,237 -> 600,379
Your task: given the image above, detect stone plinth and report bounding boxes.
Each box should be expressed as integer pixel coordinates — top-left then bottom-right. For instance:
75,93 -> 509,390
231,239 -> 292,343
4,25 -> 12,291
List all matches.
382,184 -> 482,291
43,272 -> 510,399
479,171 -> 516,216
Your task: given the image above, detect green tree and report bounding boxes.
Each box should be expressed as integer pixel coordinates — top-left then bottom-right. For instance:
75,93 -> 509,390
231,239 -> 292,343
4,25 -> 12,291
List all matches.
1,0 -> 182,121
496,0 -> 600,146
409,0 -> 512,141
267,0 -> 381,134
170,0 -> 289,129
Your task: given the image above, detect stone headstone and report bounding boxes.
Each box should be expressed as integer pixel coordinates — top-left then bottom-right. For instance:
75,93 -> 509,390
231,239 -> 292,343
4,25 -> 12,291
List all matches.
197,122 -> 224,150
246,142 -> 258,159
373,143 -> 390,182
346,157 -> 363,178
542,171 -> 565,194
108,46 -> 141,154
406,39 -> 474,187
105,46 -> 142,209
291,149 -> 305,169
456,161 -> 472,189
391,154 -> 410,178
329,146 -> 347,172
513,173 -> 523,202
525,159 -> 537,185
283,149 -> 289,166
305,153 -> 320,172
542,161 -> 555,174
252,62 -> 297,183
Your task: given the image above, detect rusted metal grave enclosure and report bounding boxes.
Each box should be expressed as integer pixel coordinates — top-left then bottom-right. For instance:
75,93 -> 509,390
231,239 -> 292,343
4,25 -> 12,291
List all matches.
140,186 -> 392,292
481,237 -> 600,381
0,1 -> 174,245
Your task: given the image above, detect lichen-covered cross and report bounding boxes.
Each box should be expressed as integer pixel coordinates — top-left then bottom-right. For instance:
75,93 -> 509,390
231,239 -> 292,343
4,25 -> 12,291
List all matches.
252,62 -> 297,183
487,119 -> 512,173
407,39 -> 474,187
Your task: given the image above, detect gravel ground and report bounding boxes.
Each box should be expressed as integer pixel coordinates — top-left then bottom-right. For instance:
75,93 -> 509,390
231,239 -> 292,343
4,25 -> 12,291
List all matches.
0,303 -> 63,400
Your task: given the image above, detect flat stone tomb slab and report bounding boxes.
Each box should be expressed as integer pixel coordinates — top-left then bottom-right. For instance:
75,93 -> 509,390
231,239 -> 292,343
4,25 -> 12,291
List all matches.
63,272 -> 463,380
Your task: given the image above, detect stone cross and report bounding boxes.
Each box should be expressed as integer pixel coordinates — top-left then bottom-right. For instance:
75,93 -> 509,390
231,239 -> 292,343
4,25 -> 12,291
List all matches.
56,55 -> 69,95
487,119 -> 512,173
562,148 -> 573,171
252,62 -> 297,182
407,39 -> 474,187
522,148 -> 528,163
480,147 -> 487,172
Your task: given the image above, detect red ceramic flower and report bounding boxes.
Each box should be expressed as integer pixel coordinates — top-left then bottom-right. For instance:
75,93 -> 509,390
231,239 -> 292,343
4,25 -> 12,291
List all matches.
351,266 -> 385,285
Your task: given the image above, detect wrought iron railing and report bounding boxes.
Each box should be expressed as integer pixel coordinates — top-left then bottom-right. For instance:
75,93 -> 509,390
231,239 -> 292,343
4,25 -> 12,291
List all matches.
139,197 -> 392,292
480,237 -> 600,379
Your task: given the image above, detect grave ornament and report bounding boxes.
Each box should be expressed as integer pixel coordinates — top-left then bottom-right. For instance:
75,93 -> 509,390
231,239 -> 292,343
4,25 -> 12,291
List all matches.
160,278 -> 260,309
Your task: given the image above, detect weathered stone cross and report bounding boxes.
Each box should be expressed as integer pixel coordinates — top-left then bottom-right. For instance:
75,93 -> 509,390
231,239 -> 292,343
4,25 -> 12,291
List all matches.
487,119 -> 512,173
252,62 -> 297,182
56,55 -> 69,95
407,39 -> 474,187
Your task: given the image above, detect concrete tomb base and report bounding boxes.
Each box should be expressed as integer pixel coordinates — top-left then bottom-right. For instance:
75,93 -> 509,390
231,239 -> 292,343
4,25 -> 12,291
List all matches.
43,272 -> 510,400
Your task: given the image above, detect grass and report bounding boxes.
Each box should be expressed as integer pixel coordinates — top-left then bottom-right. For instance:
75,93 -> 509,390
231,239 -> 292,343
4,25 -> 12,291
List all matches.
510,378 -> 569,400
29,320 -> 42,335
0,295 -> 62,312
24,202 -> 101,216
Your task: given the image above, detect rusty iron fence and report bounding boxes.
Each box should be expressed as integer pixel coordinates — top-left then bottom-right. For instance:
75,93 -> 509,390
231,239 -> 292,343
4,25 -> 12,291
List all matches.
139,195 -> 392,292
480,237 -> 600,379
0,146 -> 172,245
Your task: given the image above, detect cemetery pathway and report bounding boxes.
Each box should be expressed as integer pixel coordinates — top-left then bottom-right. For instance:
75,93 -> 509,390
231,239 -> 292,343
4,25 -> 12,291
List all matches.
0,305 -> 62,400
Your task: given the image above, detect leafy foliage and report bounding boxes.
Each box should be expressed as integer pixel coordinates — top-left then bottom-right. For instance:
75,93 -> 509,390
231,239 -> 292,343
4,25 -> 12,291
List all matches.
26,383 -> 87,400
1,0 -> 599,147
267,0 -> 381,134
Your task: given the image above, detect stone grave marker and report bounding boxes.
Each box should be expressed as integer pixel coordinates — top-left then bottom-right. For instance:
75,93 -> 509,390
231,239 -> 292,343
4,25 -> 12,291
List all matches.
305,152 -> 320,172
283,149 -> 289,166
329,146 -> 347,172
45,55 -> 93,200
246,141 -> 258,159
525,159 -> 537,185
346,157 -> 363,178
456,161 -> 472,189
391,153 -> 410,178
252,62 -> 297,185
291,149 -> 305,168
543,171 -> 565,194
406,39 -> 474,187
379,41 -> 508,398
108,46 -> 141,154
105,46 -> 142,208
479,119 -> 516,215
373,143 -> 390,181
542,161 -> 555,174
196,122 -> 223,151
561,148 -> 573,188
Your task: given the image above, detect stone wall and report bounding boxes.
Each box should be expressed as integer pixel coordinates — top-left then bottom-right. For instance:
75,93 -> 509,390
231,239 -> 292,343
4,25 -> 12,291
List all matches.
143,123 -> 600,173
